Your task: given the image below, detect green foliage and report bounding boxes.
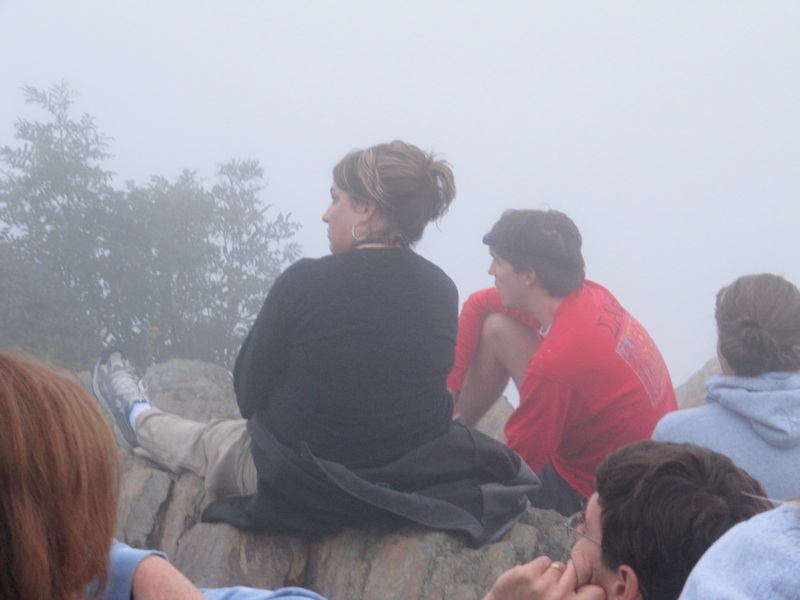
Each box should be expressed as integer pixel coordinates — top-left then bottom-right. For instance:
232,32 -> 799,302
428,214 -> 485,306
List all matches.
0,83 -> 301,369
0,242 -> 101,367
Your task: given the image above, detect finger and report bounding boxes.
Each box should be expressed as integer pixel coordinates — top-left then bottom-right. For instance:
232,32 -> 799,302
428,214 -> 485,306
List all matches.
530,555 -> 557,576
483,557 -> 553,600
554,560 -> 578,590
561,562 -> 606,600
513,555 -> 557,580
575,584 -> 607,600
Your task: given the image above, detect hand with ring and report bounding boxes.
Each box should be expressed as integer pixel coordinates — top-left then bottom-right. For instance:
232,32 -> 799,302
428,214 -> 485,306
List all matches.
482,556 -> 606,600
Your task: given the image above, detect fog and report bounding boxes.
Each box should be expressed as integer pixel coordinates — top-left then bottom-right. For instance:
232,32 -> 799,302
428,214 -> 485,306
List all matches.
3,1 -> 799,391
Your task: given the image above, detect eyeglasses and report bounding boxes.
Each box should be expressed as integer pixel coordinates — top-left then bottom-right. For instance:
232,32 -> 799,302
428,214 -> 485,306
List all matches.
563,510 -> 600,545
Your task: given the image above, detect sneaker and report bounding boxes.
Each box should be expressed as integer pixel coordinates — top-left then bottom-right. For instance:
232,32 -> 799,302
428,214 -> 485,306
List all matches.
92,348 -> 151,448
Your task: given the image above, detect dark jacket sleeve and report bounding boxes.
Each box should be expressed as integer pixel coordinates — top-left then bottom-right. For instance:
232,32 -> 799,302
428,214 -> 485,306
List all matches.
233,261 -> 302,419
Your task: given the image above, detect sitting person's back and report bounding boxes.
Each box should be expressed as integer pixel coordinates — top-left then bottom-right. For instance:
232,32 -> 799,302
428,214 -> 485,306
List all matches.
235,248 -> 456,468
449,209 -> 677,516
654,273 -> 800,499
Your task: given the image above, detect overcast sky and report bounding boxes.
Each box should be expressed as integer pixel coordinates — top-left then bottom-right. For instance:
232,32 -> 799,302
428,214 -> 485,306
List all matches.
2,1 -> 799,389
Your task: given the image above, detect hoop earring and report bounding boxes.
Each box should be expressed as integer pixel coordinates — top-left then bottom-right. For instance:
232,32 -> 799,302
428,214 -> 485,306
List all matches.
351,222 -> 366,241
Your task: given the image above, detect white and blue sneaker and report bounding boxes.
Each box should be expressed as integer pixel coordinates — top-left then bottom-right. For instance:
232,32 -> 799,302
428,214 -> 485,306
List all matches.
92,348 -> 152,448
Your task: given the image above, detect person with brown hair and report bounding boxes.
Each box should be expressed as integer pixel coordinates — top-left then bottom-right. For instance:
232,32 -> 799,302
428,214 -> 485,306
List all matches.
93,141 -> 538,545
653,272 -> 800,499
449,209 -> 677,516
1,350 -> 323,600
0,350 -> 119,600
483,440 -> 772,600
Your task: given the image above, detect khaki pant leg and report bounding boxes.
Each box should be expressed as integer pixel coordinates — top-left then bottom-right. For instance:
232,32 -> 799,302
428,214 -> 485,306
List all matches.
134,408 -> 257,497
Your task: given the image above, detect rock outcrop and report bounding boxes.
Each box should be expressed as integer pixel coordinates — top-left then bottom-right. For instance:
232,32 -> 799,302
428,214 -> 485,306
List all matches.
674,356 -> 721,409
103,360 -> 571,600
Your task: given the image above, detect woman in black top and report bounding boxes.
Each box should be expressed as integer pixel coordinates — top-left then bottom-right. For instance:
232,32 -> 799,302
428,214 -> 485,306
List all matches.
236,140 -> 457,466
94,141 -> 538,545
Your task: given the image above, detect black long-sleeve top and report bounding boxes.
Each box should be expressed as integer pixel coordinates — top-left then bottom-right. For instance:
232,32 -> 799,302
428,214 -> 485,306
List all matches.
233,247 -> 457,468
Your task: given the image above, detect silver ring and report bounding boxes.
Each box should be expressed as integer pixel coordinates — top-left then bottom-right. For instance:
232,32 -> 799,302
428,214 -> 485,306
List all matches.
549,562 -> 565,573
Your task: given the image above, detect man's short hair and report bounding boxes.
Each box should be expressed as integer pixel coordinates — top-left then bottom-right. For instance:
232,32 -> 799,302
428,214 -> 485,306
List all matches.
596,440 -> 771,600
483,209 -> 585,297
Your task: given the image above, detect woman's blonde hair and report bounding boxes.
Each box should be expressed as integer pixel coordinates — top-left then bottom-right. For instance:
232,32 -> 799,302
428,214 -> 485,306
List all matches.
332,140 -> 456,244
0,350 -> 119,600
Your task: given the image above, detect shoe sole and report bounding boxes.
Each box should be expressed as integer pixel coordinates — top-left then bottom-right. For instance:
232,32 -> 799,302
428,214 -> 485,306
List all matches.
92,354 -> 136,451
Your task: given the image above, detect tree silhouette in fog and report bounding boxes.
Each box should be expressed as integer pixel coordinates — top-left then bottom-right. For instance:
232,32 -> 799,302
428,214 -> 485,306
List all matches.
0,83 -> 300,369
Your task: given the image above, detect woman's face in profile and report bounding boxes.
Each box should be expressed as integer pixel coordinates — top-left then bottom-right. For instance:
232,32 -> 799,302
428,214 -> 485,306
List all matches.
322,182 -> 362,254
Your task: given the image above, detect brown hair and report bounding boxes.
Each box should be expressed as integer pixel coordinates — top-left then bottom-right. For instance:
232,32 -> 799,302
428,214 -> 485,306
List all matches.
595,440 -> 770,600
716,273 -> 800,376
332,140 -> 455,244
0,350 -> 119,600
483,209 -> 585,297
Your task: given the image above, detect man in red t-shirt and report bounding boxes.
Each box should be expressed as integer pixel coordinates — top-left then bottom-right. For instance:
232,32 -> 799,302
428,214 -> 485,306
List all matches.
448,209 -> 677,516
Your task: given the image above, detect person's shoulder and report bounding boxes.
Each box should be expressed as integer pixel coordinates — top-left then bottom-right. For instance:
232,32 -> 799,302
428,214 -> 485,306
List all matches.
410,250 -> 447,270
283,256 -> 325,273
759,501 -> 800,527
464,286 -> 501,303
273,256 -> 332,285
412,251 -> 456,281
652,404 -> 717,440
557,280 -> 621,316
679,503 -> 800,600
719,502 -> 800,557
99,540 -> 168,600
388,250 -> 457,295
202,586 -> 329,600
582,279 -> 618,300
574,280 -> 633,317
110,539 -> 165,569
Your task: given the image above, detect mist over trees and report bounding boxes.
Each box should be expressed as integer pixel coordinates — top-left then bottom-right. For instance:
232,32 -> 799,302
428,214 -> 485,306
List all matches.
0,83 -> 301,369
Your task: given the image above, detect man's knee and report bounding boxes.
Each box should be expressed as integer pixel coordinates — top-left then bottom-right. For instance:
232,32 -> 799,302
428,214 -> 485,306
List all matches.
482,313 -> 539,352
481,313 -> 521,344
481,314 -> 540,384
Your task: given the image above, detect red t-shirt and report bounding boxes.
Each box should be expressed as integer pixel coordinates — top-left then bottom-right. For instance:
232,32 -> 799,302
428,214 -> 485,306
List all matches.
448,282 -> 677,498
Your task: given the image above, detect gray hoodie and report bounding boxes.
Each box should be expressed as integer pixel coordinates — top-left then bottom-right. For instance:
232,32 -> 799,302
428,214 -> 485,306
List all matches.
653,372 -> 800,499
679,502 -> 800,600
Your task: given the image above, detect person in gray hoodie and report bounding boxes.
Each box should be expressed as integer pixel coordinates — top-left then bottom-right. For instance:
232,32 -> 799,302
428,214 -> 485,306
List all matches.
653,273 -> 800,499
678,500 -> 800,600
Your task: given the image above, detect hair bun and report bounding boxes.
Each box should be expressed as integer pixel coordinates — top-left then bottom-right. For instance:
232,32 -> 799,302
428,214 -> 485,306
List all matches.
332,140 -> 455,244
716,274 -> 800,375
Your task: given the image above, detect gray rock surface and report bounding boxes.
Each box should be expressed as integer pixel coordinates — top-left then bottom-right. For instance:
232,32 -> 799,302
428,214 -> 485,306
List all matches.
674,356 -> 721,409
89,354 -> 718,599
100,359 -> 570,600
